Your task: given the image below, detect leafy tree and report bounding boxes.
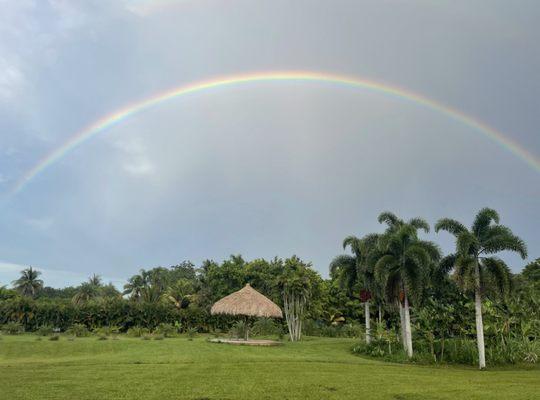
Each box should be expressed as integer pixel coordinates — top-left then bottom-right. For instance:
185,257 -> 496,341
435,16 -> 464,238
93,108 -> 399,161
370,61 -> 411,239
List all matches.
12,267 -> 43,298
279,256 -> 322,341
522,258 -> 540,283
435,208 -> 527,369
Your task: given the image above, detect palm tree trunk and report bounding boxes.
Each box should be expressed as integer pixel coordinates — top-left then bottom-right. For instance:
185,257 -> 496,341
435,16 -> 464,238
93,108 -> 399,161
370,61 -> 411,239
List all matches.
364,301 -> 371,344
378,304 -> 382,325
399,301 -> 407,350
475,287 -> 486,369
403,294 -> 413,358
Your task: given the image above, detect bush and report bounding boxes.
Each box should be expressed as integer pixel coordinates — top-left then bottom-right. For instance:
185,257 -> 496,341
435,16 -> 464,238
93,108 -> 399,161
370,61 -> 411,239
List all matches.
251,318 -> 280,337
229,321 -> 247,339
66,323 -> 89,337
1,322 -> 24,335
49,334 -> 60,341
153,334 -> 165,340
341,323 -> 364,338
94,326 -> 120,337
154,323 -> 176,338
127,326 -> 150,338
35,325 -> 54,336
97,334 -> 108,341
303,319 -> 322,336
141,334 -> 152,340
187,327 -> 198,340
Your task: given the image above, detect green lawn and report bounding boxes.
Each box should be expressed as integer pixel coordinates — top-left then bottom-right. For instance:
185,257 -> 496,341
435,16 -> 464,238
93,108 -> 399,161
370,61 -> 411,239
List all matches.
0,335 -> 538,400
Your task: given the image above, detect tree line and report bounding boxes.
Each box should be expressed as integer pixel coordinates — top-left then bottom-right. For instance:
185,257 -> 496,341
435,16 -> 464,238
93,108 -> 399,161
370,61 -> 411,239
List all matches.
1,208 -> 538,368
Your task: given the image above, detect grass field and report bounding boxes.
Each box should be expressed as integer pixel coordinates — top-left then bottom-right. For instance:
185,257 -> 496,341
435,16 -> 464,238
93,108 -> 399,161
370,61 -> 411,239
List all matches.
1,335 -> 539,400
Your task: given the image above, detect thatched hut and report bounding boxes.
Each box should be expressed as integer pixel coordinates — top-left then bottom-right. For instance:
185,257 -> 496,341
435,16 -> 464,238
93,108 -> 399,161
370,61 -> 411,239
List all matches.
211,284 -> 282,340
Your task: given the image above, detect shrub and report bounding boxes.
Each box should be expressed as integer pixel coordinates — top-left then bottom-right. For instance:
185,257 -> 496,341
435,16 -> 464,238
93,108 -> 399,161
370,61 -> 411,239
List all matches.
1,322 -> 24,335
66,323 -> 89,337
229,321 -> 247,339
251,318 -> 279,337
97,334 -> 108,341
154,323 -> 176,338
153,334 -> 165,340
187,327 -> 198,340
127,326 -> 150,338
141,334 -> 152,340
303,319 -> 322,336
341,323 -> 364,338
35,325 -> 54,336
94,326 -> 120,337
49,334 -> 60,341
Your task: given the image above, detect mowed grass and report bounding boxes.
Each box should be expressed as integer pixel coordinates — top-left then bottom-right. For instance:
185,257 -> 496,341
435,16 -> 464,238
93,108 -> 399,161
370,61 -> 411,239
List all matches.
0,335 -> 538,400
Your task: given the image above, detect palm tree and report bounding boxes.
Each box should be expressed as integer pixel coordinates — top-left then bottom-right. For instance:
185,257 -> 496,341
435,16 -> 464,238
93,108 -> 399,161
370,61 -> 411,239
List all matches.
88,274 -> 102,287
375,212 -> 441,357
123,272 -> 146,301
435,208 -> 527,369
72,282 -> 99,305
330,233 -> 381,344
164,279 -> 194,309
12,267 -> 43,298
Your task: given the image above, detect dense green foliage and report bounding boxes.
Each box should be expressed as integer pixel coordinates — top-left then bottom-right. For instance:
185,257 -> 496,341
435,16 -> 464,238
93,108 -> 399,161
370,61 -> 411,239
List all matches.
1,209 -> 538,368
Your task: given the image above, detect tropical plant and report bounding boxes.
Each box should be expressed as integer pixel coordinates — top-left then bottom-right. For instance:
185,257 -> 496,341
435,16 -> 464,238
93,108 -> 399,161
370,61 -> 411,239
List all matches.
1,321 -> 24,335
12,267 -> 43,298
154,322 -> 177,337
35,324 -> 54,336
278,256 -> 320,342
435,207 -> 527,369
72,282 -> 99,305
375,212 -> 441,357
66,323 -> 90,337
331,233 -> 382,344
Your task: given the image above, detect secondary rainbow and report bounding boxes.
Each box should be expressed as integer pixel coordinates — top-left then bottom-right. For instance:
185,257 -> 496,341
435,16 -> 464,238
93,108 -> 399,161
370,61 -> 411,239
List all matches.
12,70 -> 540,195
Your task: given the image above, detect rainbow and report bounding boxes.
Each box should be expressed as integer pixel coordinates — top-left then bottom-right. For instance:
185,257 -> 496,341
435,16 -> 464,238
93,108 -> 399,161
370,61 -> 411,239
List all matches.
12,70 -> 540,195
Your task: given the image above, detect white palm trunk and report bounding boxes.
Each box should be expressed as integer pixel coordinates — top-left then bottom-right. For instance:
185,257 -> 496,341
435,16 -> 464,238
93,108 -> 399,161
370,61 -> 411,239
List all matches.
403,294 -> 413,358
364,301 -> 371,344
399,301 -> 407,350
475,288 -> 486,369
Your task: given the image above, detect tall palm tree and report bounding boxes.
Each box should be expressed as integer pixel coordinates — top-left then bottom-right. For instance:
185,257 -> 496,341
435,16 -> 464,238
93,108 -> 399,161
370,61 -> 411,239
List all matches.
12,267 -> 43,298
331,233 -> 382,344
435,208 -> 527,369
375,213 -> 441,357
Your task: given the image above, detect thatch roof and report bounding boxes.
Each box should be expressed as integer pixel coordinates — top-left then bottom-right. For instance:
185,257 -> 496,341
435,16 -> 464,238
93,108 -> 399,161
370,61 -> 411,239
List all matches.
210,284 -> 283,318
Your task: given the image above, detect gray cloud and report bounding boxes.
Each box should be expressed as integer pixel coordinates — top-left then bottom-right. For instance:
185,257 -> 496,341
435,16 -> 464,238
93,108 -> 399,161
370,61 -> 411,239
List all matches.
0,0 -> 538,286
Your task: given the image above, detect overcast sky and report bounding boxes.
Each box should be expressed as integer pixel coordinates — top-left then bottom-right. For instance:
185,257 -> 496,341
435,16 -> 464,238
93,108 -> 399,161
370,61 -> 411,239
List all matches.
0,0 -> 539,288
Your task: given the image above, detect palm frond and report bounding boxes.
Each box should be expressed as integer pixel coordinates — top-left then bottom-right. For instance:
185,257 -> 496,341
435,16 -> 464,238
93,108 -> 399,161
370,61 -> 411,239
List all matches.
482,232 -> 528,259
377,211 -> 401,228
342,235 -> 361,254
457,231 -> 478,256
417,240 -> 442,262
434,218 -> 467,236
438,254 -> 457,275
472,207 -> 500,237
408,217 -> 430,233
374,254 -> 398,282
482,257 -> 511,296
